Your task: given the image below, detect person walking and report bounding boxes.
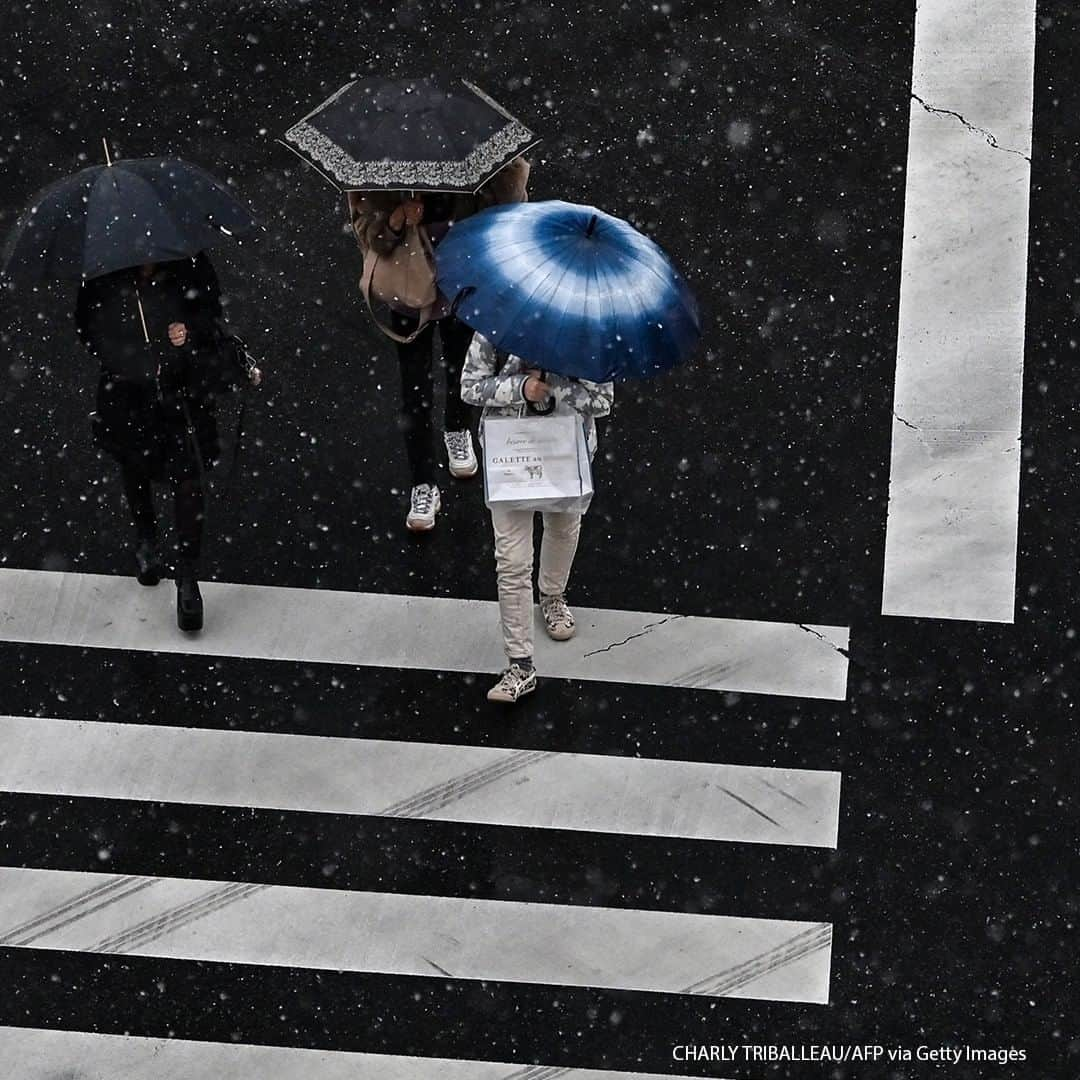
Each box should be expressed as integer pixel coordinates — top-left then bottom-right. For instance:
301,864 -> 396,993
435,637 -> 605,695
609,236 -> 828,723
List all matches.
347,157 -> 529,531
75,252 -> 235,632
460,332 -> 613,703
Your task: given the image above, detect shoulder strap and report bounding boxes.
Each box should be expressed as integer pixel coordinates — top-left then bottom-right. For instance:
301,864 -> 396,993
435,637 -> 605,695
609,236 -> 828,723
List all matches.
359,226 -> 439,344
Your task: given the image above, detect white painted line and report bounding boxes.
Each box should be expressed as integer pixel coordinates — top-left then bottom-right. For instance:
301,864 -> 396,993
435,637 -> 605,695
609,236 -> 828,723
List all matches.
0,569 -> 850,699
0,1027 -> 713,1080
0,714 -> 841,847
0,867 -> 832,1003
882,0 -> 1036,622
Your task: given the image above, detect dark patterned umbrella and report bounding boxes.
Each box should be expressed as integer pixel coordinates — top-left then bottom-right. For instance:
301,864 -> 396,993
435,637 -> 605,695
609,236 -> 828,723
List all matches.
283,76 -> 538,193
1,153 -> 258,286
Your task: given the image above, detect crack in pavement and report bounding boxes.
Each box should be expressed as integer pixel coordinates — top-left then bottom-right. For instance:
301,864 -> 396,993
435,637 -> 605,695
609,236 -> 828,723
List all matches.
796,623 -> 850,659
893,411 -> 920,432
910,93 -> 1032,162
582,614 -> 688,658
736,17 -> 1032,165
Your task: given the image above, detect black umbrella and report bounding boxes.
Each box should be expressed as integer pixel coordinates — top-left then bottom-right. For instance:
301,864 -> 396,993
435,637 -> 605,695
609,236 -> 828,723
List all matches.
1,151 -> 258,287
283,76 -> 539,193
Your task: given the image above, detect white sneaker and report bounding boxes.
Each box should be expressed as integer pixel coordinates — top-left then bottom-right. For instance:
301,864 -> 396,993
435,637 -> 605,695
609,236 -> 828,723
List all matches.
487,663 -> 537,703
406,484 -> 441,531
444,429 -> 478,479
540,593 -> 576,641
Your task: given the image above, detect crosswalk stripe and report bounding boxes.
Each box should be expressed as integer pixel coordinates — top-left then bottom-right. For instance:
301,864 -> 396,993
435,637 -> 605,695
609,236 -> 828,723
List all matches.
0,715 -> 841,847
0,867 -> 832,1002
0,1027 -> 711,1079
0,877 -> 156,947
881,0 -> 1036,622
0,568 -> 850,699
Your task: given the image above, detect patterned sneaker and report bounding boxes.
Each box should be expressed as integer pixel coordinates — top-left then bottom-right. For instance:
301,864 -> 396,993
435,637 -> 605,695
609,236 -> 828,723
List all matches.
406,484 -> 441,531
487,663 -> 538,703
540,594 -> 576,641
444,429 -> 478,479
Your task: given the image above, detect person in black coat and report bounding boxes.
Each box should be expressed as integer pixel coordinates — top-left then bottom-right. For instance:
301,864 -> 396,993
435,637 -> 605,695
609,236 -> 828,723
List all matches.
75,252 -> 229,632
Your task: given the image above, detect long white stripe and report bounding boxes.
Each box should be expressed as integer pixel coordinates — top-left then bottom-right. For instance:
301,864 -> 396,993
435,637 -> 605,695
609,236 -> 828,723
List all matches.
0,1027 -> 711,1080
0,867 -> 832,1003
0,714 -> 841,847
881,0 -> 1036,622
0,569 -> 850,699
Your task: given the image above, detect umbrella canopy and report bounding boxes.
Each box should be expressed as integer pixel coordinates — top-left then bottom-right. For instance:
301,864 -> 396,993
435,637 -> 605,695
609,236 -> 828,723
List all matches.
1,157 -> 258,286
283,76 -> 538,193
435,200 -> 701,381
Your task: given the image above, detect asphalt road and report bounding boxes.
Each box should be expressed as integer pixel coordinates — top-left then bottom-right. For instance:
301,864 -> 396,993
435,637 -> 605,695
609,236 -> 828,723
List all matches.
0,2 -> 1075,1076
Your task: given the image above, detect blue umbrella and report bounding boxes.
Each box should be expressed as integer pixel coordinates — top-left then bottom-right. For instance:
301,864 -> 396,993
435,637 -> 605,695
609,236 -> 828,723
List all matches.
435,200 -> 700,381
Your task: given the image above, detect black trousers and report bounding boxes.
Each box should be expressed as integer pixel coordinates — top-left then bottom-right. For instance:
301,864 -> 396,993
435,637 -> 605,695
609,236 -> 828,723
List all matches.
121,464 -> 205,566
391,313 -> 474,486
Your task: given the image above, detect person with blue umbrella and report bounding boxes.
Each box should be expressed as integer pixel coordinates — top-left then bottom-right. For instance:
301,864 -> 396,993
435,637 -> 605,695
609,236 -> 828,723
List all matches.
445,200 -> 700,703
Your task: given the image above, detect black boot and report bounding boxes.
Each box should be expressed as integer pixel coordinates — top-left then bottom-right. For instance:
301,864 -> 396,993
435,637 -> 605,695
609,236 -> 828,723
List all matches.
176,563 -> 204,632
134,537 -> 164,587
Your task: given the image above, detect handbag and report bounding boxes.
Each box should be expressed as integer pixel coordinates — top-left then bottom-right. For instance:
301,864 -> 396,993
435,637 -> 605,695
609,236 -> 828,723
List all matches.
361,223 -> 448,343
482,412 -> 594,515
190,326 -> 258,395
180,327 -> 259,501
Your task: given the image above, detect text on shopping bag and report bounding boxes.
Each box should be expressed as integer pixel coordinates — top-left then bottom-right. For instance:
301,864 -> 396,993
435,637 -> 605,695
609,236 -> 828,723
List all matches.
482,413 -> 594,513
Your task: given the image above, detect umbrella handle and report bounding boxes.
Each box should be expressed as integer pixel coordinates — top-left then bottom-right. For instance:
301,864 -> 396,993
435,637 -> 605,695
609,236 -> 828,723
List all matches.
134,284 -> 150,345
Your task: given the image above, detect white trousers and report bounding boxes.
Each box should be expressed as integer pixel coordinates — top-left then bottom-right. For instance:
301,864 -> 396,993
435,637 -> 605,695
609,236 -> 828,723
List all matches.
489,507 -> 583,661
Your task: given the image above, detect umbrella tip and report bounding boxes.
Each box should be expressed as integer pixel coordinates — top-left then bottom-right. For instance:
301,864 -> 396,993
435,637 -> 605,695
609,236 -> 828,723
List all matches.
102,137 -> 113,166
585,214 -> 598,237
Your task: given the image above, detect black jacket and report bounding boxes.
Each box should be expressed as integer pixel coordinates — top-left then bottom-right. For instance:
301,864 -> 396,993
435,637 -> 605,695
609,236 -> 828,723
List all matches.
77,254 -> 226,478
76,254 -> 223,381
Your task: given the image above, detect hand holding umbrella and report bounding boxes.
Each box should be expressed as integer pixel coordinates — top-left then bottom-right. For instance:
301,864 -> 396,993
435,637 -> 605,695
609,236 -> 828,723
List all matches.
522,367 -> 556,415
523,369 -> 553,402
390,200 -> 426,230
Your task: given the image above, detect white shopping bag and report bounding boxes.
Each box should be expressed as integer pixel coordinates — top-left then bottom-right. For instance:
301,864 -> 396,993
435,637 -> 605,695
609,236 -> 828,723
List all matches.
482,412 -> 594,514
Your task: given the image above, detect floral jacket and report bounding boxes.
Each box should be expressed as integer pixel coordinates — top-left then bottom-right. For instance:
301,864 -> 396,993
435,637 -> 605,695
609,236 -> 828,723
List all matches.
460,333 -> 614,457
